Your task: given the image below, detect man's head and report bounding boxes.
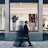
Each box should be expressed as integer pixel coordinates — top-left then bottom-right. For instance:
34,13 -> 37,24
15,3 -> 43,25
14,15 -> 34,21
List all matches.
25,21 -> 28,24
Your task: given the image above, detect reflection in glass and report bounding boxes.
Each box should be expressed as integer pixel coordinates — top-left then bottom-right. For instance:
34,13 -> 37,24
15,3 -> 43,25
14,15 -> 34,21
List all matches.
43,4 -> 48,31
0,4 -> 5,30
10,3 -> 38,32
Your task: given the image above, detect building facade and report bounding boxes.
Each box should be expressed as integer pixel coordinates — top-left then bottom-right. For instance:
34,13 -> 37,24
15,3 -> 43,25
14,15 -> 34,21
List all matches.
0,0 -> 48,41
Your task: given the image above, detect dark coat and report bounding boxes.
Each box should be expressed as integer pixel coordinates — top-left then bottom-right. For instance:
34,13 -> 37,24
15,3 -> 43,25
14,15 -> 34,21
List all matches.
23,24 -> 29,37
18,24 -> 29,41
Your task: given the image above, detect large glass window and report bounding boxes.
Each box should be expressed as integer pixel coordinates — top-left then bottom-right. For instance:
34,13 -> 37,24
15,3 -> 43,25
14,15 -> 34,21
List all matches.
43,4 -> 48,31
0,4 -> 5,30
10,2 -> 38,32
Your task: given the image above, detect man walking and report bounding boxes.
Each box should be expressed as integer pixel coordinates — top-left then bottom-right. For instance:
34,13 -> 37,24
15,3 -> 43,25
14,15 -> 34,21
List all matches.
19,21 -> 32,47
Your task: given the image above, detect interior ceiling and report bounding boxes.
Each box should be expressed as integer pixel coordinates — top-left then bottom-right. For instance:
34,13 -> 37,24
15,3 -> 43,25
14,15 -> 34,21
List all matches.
10,3 -> 48,9
10,3 -> 48,15
0,3 -> 48,9
43,4 -> 48,8
10,3 -> 38,9
0,3 -> 48,15
0,4 -> 4,8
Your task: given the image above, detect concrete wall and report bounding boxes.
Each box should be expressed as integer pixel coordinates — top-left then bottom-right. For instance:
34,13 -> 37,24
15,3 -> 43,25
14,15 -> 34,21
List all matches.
0,33 -> 5,40
5,32 -> 43,41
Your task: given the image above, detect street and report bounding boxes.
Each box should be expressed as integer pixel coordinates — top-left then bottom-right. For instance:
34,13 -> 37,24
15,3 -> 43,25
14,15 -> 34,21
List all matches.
0,41 -> 48,48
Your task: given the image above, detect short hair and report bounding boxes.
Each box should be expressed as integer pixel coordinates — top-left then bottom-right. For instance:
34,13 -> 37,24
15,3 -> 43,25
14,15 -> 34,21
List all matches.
25,21 -> 28,24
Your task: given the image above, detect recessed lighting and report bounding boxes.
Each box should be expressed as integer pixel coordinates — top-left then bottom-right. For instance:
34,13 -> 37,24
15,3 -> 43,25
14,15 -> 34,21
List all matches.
20,3 -> 22,6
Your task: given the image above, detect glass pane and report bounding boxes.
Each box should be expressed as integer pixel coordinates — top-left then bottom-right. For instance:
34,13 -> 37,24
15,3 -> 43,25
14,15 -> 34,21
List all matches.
0,3 -> 5,30
10,2 -> 38,32
43,4 -> 48,31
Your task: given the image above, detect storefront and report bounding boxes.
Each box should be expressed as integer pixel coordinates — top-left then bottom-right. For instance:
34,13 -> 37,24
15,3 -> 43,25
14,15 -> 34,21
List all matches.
0,0 -> 48,41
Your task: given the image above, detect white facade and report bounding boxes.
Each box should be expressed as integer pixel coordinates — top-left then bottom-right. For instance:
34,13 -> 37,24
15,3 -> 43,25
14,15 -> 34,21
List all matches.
1,0 -> 47,41
5,0 -> 43,33
4,0 -> 43,41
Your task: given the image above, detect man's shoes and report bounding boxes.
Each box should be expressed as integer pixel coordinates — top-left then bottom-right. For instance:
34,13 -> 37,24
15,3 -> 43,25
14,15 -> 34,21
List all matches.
29,44 -> 32,46
19,45 -> 22,47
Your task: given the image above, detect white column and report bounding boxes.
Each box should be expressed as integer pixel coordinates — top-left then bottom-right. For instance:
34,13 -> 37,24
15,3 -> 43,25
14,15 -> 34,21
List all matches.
5,0 -> 9,33
38,0 -> 43,33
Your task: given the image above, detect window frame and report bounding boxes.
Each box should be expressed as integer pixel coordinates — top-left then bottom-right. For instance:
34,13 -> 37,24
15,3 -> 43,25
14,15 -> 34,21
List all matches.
9,2 -> 39,32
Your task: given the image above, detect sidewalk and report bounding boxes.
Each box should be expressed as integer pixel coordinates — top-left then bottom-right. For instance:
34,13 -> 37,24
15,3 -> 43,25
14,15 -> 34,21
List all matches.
0,41 -> 48,48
